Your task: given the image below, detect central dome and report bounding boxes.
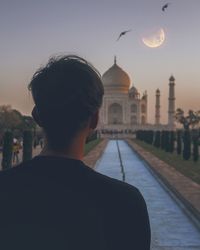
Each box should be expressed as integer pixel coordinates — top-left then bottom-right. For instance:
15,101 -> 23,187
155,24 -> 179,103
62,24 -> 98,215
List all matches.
102,59 -> 131,93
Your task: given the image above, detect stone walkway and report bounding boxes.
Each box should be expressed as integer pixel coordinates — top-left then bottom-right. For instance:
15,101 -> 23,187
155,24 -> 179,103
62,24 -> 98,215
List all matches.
95,140 -> 200,250
83,139 -> 108,167
126,139 -> 200,224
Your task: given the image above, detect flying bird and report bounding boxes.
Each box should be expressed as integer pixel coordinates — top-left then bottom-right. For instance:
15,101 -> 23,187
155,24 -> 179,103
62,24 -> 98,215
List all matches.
116,30 -> 131,41
162,3 -> 171,12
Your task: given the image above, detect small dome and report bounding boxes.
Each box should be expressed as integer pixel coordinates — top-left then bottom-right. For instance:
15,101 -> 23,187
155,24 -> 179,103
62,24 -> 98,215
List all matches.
129,86 -> 138,94
129,86 -> 139,99
102,59 -> 131,93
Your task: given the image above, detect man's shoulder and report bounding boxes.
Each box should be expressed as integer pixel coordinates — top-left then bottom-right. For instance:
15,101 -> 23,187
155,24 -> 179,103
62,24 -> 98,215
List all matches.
88,167 -> 150,249
0,157 -> 144,206
87,166 -> 145,206
91,168 -> 138,192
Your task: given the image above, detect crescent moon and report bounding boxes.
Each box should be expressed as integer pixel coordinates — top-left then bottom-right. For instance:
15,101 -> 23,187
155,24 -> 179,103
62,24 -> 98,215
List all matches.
142,28 -> 165,48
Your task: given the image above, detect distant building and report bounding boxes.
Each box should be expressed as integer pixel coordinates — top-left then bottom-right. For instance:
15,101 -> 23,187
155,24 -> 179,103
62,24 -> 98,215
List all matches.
168,75 -> 176,130
98,58 -> 176,135
99,58 -> 147,131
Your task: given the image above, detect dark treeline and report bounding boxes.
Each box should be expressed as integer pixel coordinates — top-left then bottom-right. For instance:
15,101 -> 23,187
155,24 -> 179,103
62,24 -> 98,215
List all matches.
136,129 -> 199,162
0,105 -> 37,144
0,105 -> 44,169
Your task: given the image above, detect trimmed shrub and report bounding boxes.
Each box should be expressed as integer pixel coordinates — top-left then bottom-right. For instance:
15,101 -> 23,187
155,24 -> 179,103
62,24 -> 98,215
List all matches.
136,130 -> 145,142
2,131 -> 13,169
136,130 -> 140,140
176,130 -> 182,155
169,131 -> 175,153
149,130 -> 154,145
164,131 -> 170,152
193,137 -> 199,162
23,130 -> 33,162
183,130 -> 191,160
143,130 -> 147,142
154,131 -> 161,148
161,131 -> 165,150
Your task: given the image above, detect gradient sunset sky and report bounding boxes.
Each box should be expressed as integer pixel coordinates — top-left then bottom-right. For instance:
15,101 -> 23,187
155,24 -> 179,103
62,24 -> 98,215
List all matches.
0,0 -> 200,123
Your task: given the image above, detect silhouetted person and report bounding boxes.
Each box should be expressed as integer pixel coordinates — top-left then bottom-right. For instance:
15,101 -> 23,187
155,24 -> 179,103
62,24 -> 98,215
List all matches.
12,140 -> 20,164
0,55 -> 150,250
39,138 -> 44,149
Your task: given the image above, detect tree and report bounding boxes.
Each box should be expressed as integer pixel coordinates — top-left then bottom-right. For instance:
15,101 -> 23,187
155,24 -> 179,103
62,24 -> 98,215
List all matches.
176,109 -> 199,161
161,131 -> 165,150
176,130 -> 182,155
0,105 -> 21,132
183,130 -> 191,160
22,115 -> 36,131
2,131 -> 13,169
169,131 -> 175,153
193,137 -> 199,162
154,131 -> 161,148
0,105 -> 36,138
175,109 -> 200,130
164,131 -> 170,152
23,130 -> 33,162
146,130 -> 154,144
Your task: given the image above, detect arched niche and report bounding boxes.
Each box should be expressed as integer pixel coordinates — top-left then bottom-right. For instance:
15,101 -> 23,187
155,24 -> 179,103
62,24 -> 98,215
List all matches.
131,104 -> 137,113
141,104 -> 146,113
141,116 -> 146,125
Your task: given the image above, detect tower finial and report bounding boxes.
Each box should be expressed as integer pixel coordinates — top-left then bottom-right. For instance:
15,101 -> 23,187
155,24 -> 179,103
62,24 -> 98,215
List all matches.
114,56 -> 117,65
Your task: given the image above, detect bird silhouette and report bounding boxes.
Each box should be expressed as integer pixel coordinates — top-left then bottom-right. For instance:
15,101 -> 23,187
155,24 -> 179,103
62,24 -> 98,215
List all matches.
116,30 -> 131,41
162,3 -> 171,12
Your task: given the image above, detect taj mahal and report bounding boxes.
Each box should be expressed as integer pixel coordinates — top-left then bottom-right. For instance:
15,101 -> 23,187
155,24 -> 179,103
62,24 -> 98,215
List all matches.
99,57 -> 176,134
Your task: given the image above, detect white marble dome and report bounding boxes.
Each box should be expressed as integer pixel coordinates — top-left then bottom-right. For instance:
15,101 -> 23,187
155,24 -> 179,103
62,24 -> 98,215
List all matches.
102,60 -> 131,93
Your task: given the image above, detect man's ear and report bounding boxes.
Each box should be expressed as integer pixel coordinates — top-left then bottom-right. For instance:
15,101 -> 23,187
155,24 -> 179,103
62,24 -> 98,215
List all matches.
32,106 -> 43,127
89,111 -> 99,130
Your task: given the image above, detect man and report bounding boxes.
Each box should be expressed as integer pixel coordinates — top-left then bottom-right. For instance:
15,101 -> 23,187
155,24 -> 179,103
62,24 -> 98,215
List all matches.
12,139 -> 20,164
0,55 -> 150,249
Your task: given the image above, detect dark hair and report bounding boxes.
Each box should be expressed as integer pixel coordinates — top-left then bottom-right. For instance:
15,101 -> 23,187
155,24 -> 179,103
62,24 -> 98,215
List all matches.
29,55 -> 104,150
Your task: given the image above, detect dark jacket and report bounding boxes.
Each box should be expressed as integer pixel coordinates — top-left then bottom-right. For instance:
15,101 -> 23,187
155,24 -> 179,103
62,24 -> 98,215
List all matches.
0,156 -> 150,250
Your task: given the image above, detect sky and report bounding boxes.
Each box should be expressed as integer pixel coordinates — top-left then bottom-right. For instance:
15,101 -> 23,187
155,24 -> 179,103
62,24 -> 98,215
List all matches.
0,0 -> 200,124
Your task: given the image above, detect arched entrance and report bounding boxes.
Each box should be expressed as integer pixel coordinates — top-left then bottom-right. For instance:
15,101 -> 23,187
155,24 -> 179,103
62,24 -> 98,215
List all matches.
141,116 -> 146,125
131,115 -> 137,125
131,104 -> 137,113
108,103 -> 123,124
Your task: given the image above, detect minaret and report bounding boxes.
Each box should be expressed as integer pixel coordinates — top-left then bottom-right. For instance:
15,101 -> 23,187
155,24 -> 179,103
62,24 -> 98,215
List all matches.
168,75 -> 176,129
114,56 -> 117,65
144,91 -> 148,119
155,89 -> 161,125
142,90 -> 148,124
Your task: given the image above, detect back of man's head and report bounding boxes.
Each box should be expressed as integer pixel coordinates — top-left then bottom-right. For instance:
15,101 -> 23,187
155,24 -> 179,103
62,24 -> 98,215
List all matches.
29,55 -> 104,151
